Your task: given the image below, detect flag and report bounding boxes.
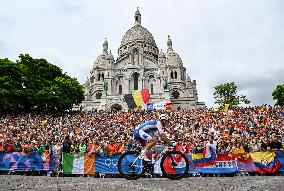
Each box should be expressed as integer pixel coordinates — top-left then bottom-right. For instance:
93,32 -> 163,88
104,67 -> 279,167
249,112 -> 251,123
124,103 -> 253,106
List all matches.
192,153 -> 216,167
237,160 -> 256,172
62,153 -> 95,174
223,104 -> 230,112
258,108 -> 264,113
132,90 -> 145,109
124,94 -> 137,109
203,144 -> 217,159
192,144 -> 217,167
41,119 -> 48,126
124,89 -> 149,109
146,102 -> 154,110
141,89 -> 150,103
228,148 -> 251,163
165,102 -> 173,110
250,152 -> 281,174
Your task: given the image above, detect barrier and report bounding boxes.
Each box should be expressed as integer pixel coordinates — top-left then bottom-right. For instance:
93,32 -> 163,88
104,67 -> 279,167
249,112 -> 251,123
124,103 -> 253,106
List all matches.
188,154 -> 238,174
95,154 -> 120,174
1,151 -> 284,176
0,151 -> 54,171
276,151 -> 284,172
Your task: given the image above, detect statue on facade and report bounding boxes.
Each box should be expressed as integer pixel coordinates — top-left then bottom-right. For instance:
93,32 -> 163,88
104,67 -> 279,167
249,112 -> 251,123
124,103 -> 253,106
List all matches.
103,79 -> 108,93
162,77 -> 168,90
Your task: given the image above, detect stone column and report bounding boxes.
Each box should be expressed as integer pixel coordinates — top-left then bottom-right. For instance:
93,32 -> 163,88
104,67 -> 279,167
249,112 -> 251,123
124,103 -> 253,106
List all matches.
163,89 -> 170,100
141,77 -> 145,88
125,78 -> 130,94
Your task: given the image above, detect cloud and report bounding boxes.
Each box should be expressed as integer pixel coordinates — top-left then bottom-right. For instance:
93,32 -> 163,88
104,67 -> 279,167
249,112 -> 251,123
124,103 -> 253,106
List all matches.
0,41 -> 6,54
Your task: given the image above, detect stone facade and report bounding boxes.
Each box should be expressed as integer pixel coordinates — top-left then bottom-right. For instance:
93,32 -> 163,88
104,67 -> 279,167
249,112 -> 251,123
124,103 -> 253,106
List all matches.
77,9 -> 205,111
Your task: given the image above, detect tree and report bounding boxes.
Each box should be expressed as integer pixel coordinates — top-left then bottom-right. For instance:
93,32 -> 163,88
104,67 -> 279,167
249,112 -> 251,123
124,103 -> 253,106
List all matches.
272,84 -> 284,106
0,58 -> 25,112
213,82 -> 250,109
0,54 -> 84,113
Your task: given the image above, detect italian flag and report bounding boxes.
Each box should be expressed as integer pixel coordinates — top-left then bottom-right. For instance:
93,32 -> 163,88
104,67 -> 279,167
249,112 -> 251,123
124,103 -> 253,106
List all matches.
62,153 -> 95,174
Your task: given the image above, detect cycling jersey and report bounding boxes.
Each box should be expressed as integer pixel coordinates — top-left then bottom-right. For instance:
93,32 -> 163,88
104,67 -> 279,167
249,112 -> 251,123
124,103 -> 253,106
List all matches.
134,120 -> 165,142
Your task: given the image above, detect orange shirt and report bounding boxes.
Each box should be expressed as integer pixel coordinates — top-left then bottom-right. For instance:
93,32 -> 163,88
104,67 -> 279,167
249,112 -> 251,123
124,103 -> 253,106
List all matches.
107,144 -> 119,155
118,145 -> 125,153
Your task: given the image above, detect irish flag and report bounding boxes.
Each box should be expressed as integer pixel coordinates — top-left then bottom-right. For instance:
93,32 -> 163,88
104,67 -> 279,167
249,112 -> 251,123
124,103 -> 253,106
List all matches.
63,153 -> 95,174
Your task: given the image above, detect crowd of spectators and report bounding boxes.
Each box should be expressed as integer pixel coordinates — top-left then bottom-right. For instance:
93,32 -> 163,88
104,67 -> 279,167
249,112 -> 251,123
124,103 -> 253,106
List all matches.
0,105 -> 283,158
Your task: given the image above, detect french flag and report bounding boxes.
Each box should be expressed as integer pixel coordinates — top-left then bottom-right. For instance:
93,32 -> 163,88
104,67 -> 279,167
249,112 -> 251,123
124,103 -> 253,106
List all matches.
203,143 -> 217,159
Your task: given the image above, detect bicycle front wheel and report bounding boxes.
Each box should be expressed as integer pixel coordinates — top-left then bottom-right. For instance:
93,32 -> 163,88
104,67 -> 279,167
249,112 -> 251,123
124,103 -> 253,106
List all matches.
118,151 -> 144,180
160,150 -> 189,180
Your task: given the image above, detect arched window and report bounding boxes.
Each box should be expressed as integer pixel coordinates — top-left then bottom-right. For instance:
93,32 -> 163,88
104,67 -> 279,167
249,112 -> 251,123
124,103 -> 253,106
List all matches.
119,85 -> 122,94
174,71 -> 177,79
148,75 -> 154,82
96,92 -> 102,99
133,73 -> 139,90
98,74 -> 101,81
102,73 -> 105,80
170,71 -> 174,79
151,84 -> 154,94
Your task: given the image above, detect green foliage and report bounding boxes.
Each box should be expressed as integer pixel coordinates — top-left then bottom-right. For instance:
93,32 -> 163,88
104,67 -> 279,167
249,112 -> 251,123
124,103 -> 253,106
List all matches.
213,82 -> 250,108
0,54 -> 84,113
272,84 -> 284,106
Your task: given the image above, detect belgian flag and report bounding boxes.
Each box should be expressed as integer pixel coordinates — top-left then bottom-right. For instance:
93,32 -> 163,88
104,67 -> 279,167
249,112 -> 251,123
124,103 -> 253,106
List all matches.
124,89 -> 150,109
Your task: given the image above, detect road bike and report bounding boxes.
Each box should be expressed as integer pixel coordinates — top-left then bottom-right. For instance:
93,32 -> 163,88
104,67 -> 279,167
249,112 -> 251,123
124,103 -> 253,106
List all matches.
118,144 -> 189,180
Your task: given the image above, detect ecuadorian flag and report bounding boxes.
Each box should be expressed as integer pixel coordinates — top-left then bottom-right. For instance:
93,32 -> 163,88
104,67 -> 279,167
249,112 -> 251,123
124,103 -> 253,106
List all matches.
192,147 -> 216,167
250,152 -> 281,174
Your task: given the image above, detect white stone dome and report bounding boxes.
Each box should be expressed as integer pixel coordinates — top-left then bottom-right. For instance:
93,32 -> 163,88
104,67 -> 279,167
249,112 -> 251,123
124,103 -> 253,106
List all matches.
166,50 -> 183,67
106,51 -> 114,60
158,49 -> 165,58
120,25 -> 157,47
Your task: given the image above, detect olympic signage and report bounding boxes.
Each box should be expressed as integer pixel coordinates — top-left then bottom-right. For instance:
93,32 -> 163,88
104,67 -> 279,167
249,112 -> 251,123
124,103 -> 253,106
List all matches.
104,158 -> 118,168
95,154 -> 120,173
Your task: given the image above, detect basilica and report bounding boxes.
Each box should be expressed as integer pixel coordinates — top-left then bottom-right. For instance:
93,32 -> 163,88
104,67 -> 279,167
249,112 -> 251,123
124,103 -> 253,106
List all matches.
78,9 -> 205,111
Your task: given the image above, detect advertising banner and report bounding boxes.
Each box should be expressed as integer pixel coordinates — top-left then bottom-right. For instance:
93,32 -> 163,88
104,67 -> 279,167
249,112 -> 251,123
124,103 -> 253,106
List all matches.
0,152 -> 54,171
95,154 -> 120,174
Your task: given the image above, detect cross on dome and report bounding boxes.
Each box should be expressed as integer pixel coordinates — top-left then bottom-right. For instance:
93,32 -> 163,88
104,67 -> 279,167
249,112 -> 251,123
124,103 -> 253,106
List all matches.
167,35 -> 173,51
134,7 -> 141,26
103,38 -> 108,53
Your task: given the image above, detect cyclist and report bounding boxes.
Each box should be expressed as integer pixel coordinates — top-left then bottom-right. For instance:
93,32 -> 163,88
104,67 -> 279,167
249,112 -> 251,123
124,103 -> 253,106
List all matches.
134,114 -> 175,161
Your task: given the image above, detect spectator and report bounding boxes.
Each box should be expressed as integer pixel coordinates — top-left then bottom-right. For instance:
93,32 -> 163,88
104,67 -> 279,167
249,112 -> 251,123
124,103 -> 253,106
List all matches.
62,136 -> 71,153
0,105 -> 282,157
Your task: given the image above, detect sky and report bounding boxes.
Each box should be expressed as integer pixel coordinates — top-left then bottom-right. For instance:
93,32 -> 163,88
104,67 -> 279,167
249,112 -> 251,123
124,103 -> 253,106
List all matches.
0,0 -> 283,107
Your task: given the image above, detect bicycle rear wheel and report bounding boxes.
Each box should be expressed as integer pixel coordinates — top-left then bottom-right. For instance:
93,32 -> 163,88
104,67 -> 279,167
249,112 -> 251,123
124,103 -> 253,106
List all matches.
160,150 -> 189,180
118,151 -> 144,180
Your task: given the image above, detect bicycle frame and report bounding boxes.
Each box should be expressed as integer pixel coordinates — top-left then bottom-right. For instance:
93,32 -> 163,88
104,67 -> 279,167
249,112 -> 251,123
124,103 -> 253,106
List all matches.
132,145 -> 170,166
